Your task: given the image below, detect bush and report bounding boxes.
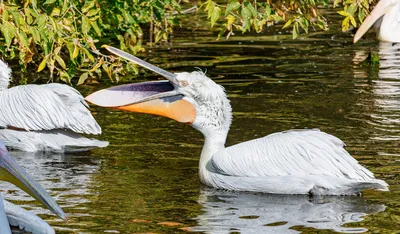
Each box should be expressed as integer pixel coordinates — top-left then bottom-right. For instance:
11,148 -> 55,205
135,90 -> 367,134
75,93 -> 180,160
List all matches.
0,0 -> 181,84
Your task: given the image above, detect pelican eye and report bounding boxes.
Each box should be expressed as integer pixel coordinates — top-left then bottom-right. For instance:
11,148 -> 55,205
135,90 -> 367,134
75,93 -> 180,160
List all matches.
179,80 -> 189,87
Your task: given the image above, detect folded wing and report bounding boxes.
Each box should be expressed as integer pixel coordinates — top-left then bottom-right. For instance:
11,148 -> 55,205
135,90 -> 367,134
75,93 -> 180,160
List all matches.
211,129 -> 375,182
0,84 -> 101,134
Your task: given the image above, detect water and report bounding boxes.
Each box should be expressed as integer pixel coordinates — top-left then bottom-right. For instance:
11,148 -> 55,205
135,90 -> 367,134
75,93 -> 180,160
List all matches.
2,10 -> 400,234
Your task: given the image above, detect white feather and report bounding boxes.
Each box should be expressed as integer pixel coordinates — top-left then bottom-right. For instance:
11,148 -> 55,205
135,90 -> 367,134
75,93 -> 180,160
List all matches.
0,60 -> 106,152
0,129 -> 108,153
4,199 -> 55,234
0,85 -> 100,134
173,71 -> 389,195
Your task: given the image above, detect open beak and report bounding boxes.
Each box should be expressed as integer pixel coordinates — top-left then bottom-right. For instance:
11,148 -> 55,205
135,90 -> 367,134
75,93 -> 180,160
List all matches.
0,145 -> 67,221
86,46 -> 196,124
354,0 -> 396,43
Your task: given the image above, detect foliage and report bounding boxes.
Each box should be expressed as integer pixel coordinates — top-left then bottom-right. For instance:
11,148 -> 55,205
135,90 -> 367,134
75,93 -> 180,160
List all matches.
333,0 -> 377,32
202,0 -> 377,39
0,0 -> 181,84
0,0 -> 381,85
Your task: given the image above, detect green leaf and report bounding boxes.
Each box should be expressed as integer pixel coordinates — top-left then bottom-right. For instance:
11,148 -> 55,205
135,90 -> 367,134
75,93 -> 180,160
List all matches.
61,0 -> 69,14
24,9 -> 33,24
77,72 -> 89,85
82,47 -> 95,62
59,71 -> 71,84
298,18 -> 309,33
358,9 -> 365,23
55,55 -> 67,69
91,21 -> 101,36
292,22 -> 299,39
241,5 -> 252,32
82,16 -> 91,34
102,64 -> 112,80
2,9 -> 9,22
37,15 -> 47,30
18,31 -> 30,50
211,6 -> 221,27
346,4 -> 357,15
245,2 -> 257,17
82,1 -> 96,14
2,22 -> 16,48
43,0 -> 56,4
225,0 -> 240,16
87,9 -> 99,17
29,27 -> 40,42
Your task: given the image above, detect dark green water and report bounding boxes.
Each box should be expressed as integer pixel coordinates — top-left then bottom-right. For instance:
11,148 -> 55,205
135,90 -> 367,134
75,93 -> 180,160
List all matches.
3,10 -> 400,234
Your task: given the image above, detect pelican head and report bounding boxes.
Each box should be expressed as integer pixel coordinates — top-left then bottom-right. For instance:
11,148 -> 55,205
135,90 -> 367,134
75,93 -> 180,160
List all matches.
0,141 -> 66,221
86,46 -> 232,139
354,0 -> 400,43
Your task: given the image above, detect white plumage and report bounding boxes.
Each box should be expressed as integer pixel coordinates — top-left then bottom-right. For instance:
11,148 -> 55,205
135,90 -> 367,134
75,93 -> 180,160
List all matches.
0,60 -> 107,152
375,0 -> 400,42
176,72 -> 388,195
3,199 -> 55,234
354,0 -> 400,43
86,47 -> 389,195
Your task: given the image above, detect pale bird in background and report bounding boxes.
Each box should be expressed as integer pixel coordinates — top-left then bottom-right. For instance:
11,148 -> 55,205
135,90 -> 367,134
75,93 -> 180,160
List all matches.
0,141 -> 66,233
86,46 -> 388,195
354,0 -> 400,43
0,60 -> 108,152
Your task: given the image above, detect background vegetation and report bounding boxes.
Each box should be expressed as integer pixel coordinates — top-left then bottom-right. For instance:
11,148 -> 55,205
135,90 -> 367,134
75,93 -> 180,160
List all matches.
0,0 -> 377,85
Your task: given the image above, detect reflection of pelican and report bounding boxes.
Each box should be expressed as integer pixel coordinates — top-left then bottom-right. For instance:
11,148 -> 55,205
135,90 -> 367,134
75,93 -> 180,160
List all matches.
0,60 -> 108,152
354,0 -> 400,43
363,42 -> 400,141
192,188 -> 385,233
87,46 -> 388,195
0,141 -> 66,233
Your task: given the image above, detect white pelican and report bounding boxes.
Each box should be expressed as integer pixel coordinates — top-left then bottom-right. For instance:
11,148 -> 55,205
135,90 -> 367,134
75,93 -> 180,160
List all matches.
86,46 -> 389,195
0,141 -> 66,233
0,60 -> 108,152
354,0 -> 400,43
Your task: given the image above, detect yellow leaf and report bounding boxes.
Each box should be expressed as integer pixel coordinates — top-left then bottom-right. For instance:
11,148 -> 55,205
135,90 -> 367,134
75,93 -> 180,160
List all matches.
72,44 -> 79,59
77,72 -> 89,85
282,19 -> 293,29
226,15 -> 235,30
37,56 -> 48,72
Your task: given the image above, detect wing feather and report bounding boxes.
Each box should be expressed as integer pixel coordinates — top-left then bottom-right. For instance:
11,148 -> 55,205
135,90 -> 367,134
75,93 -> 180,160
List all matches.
211,129 -> 374,181
0,84 -> 101,134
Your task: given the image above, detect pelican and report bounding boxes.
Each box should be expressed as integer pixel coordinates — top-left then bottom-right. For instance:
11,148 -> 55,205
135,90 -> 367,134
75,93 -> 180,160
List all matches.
0,141 -> 66,233
86,46 -> 389,195
354,0 -> 400,43
0,60 -> 108,152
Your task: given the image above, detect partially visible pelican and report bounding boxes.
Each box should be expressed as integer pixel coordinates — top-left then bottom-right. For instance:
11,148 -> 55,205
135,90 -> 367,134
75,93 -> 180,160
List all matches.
354,0 -> 400,43
0,60 -> 108,152
0,141 -> 66,233
86,46 -> 389,195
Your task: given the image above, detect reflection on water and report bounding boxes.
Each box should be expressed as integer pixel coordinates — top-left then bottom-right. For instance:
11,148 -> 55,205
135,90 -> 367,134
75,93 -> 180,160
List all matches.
0,151 -> 101,232
353,42 -> 400,141
192,188 -> 385,234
